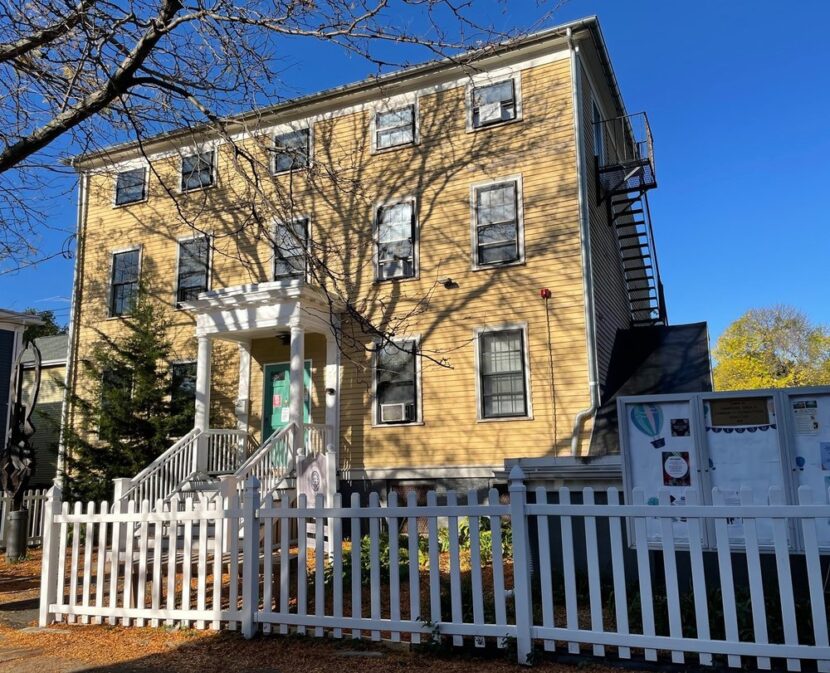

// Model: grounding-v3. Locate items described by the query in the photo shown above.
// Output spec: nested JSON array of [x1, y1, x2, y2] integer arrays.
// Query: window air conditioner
[[380, 403, 410, 423]]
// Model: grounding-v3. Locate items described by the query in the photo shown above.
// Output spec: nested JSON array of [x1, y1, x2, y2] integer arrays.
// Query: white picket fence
[[39, 467, 830, 668], [0, 489, 48, 547]]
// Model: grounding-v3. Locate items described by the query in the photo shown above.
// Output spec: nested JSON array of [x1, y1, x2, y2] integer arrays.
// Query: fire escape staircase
[[595, 112, 667, 328]]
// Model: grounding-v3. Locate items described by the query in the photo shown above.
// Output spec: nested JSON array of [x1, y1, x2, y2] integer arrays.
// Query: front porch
[[117, 280, 341, 506]]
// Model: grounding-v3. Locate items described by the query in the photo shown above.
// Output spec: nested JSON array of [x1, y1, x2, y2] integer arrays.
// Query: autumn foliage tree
[[713, 306, 830, 390]]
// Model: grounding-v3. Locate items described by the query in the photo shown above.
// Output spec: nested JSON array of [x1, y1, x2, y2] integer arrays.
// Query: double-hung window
[[376, 201, 416, 280], [274, 218, 308, 280], [115, 167, 146, 205], [473, 180, 521, 266], [375, 105, 415, 150], [170, 361, 197, 436], [471, 80, 517, 128], [181, 151, 214, 191], [375, 339, 419, 424], [176, 237, 210, 303], [478, 328, 528, 419], [273, 129, 310, 173], [109, 249, 140, 317]]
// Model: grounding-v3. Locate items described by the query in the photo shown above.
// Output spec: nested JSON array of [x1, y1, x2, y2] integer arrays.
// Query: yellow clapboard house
[[64, 17, 690, 504]]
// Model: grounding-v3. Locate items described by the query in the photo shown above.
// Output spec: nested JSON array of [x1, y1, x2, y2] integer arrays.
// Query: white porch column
[[194, 335, 212, 472], [324, 332, 340, 488], [289, 323, 305, 456], [236, 341, 252, 462]]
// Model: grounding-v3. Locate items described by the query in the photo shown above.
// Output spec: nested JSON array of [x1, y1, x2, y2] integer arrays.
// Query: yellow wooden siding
[[70, 55, 594, 470]]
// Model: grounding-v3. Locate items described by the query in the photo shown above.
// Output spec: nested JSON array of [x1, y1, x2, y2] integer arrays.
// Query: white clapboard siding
[[37, 471, 830, 669]]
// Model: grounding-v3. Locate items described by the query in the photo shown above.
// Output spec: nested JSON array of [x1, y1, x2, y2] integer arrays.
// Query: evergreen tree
[[63, 293, 191, 502]]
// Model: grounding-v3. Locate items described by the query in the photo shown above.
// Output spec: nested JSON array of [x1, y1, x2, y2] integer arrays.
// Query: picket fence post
[[241, 476, 260, 638], [38, 479, 63, 627], [508, 465, 533, 665]]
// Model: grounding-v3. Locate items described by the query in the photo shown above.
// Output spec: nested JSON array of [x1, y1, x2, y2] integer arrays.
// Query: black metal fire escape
[[594, 112, 666, 327]]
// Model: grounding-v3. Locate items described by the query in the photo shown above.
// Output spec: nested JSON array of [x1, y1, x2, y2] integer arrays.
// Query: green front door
[[263, 361, 312, 438]]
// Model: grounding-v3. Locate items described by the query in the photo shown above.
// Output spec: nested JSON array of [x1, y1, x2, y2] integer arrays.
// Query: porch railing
[[304, 423, 330, 456], [204, 429, 254, 473], [234, 423, 296, 496], [119, 428, 201, 505]]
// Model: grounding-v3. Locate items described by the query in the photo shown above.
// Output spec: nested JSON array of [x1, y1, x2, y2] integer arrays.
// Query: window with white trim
[[375, 105, 415, 150], [478, 328, 528, 419], [471, 80, 517, 128], [473, 180, 520, 266], [592, 100, 605, 163], [176, 236, 210, 303], [375, 339, 418, 424], [274, 218, 308, 280], [181, 151, 214, 191], [109, 249, 140, 317], [115, 168, 146, 205], [376, 201, 416, 280], [273, 129, 310, 173]]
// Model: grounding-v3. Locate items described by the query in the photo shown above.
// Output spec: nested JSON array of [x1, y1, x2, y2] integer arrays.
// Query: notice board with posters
[[619, 387, 830, 551]]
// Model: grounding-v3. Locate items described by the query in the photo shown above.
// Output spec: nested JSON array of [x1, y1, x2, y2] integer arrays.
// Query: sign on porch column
[[298, 452, 328, 505]]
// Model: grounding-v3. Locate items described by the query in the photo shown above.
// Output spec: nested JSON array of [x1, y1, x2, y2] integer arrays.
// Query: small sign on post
[[298, 452, 328, 505]]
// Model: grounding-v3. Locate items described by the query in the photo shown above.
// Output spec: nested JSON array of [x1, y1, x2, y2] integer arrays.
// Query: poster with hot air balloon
[[630, 403, 665, 448]]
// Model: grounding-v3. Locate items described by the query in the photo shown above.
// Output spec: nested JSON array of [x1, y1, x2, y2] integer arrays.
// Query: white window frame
[[466, 73, 523, 132], [591, 97, 605, 164], [372, 335, 423, 427], [473, 323, 532, 422], [173, 233, 212, 306], [374, 196, 419, 282], [179, 148, 216, 193], [112, 164, 149, 207], [371, 98, 419, 153], [272, 124, 313, 175], [272, 216, 311, 281], [469, 174, 525, 270], [107, 246, 142, 318]]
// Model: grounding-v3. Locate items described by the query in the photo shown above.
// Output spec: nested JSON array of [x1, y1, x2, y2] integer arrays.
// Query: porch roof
[[180, 279, 340, 341]]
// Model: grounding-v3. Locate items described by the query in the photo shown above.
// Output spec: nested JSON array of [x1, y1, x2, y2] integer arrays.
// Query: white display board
[[787, 392, 830, 548], [622, 398, 704, 545], [619, 387, 830, 552], [701, 394, 783, 546]]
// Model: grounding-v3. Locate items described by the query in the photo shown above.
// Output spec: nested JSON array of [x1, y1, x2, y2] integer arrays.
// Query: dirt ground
[[0, 550, 648, 672]]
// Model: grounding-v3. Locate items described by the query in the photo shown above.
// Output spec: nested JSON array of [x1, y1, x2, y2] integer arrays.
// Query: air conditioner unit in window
[[381, 259, 408, 279], [380, 403, 411, 423]]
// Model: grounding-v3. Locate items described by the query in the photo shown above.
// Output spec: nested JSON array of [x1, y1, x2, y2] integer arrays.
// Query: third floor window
[[176, 237, 210, 303], [273, 129, 310, 173], [375, 105, 415, 150], [181, 151, 215, 192]]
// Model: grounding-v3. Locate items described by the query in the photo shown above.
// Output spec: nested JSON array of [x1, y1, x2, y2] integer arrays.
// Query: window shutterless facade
[[109, 249, 140, 317], [376, 201, 416, 280], [471, 80, 517, 128], [375, 105, 415, 150], [274, 218, 308, 280], [114, 167, 147, 205], [375, 339, 419, 424], [273, 129, 310, 173], [181, 151, 214, 191], [176, 236, 210, 303], [478, 328, 528, 419], [473, 180, 521, 266]]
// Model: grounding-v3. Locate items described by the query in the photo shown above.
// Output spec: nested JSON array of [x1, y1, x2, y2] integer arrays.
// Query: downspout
[[57, 168, 88, 485], [567, 29, 601, 456]]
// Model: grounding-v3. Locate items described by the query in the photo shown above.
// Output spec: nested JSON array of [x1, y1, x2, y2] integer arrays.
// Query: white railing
[[119, 428, 201, 505], [304, 423, 329, 456], [0, 489, 48, 547], [204, 429, 253, 473], [39, 469, 830, 668], [234, 424, 296, 496]]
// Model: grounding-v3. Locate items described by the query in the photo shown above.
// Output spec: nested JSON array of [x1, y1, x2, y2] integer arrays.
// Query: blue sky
[[1, 0, 828, 344]]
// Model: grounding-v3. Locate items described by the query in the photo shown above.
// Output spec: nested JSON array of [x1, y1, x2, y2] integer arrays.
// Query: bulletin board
[[620, 397, 705, 546], [619, 387, 830, 552]]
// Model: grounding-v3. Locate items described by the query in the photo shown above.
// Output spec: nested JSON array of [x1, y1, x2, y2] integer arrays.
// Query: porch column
[[324, 332, 340, 508], [194, 335, 212, 472], [236, 341, 252, 462], [289, 323, 305, 456]]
